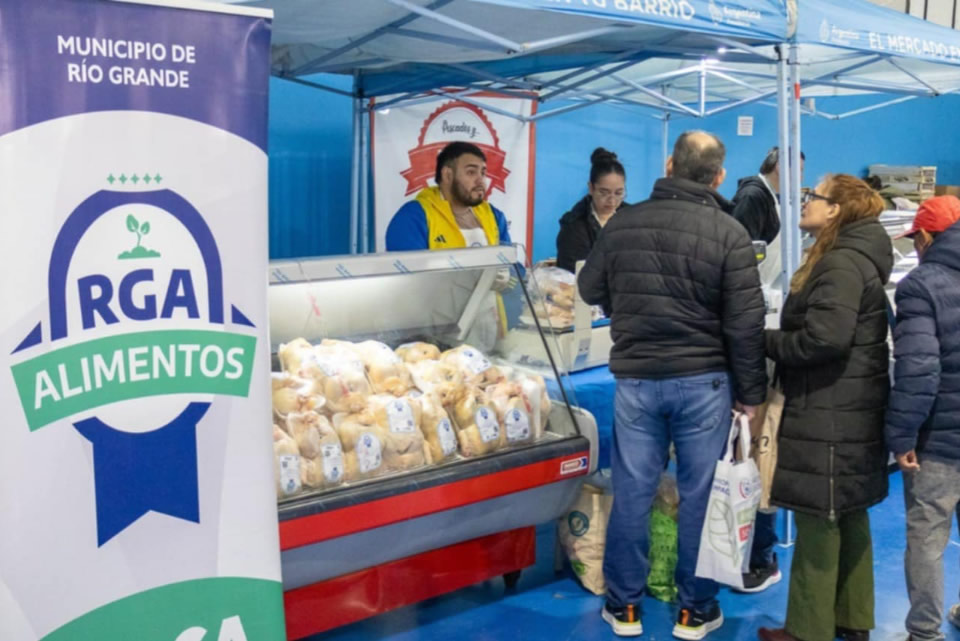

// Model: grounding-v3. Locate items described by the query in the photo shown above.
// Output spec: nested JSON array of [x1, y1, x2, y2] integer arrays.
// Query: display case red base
[[283, 526, 536, 640]]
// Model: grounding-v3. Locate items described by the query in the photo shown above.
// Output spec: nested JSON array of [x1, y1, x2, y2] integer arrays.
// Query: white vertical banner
[[0, 1, 285, 640], [372, 93, 536, 253]]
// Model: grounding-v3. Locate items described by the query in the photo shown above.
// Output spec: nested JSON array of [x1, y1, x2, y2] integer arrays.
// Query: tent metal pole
[[699, 62, 707, 117], [803, 78, 932, 96], [835, 95, 918, 119], [705, 35, 779, 61], [886, 57, 941, 94], [350, 89, 361, 255], [360, 99, 371, 254], [789, 43, 803, 282], [581, 90, 691, 116], [277, 75, 355, 98], [528, 97, 607, 122], [386, 26, 508, 54], [662, 114, 670, 174], [292, 0, 454, 75], [385, 0, 522, 53], [612, 73, 701, 117], [433, 91, 528, 121], [443, 63, 539, 90], [776, 49, 793, 307], [524, 25, 630, 54], [705, 89, 778, 117], [540, 58, 643, 102]]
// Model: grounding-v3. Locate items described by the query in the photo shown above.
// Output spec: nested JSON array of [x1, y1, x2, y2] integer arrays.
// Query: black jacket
[[577, 177, 767, 405], [731, 176, 779, 243], [766, 218, 893, 520], [556, 195, 628, 273], [886, 220, 960, 462]]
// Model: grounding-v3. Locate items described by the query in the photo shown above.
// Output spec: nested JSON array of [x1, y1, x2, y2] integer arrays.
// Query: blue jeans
[[751, 511, 779, 568], [603, 372, 733, 613]]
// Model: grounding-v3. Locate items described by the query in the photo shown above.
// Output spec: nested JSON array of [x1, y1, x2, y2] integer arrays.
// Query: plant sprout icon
[[118, 213, 161, 259]]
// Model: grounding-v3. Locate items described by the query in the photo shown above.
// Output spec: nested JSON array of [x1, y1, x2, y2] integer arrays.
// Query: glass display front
[[268, 247, 582, 503]]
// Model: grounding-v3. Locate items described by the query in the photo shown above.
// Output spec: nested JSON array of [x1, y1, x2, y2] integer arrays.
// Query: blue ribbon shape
[[74, 402, 210, 547]]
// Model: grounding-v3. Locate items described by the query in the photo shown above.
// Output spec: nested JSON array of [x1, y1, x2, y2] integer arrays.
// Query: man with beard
[[386, 141, 512, 250]]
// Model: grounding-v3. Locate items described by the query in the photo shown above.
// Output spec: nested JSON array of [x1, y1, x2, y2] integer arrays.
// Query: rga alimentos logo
[[9, 187, 258, 546]]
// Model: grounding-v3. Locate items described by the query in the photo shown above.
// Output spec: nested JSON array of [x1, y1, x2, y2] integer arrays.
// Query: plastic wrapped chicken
[[450, 386, 505, 457], [395, 341, 442, 364], [515, 373, 551, 440], [274, 425, 302, 499], [441, 344, 505, 387], [332, 410, 389, 482], [281, 411, 346, 491], [353, 340, 413, 396], [302, 343, 372, 414], [407, 359, 465, 406], [411, 391, 459, 463], [368, 394, 428, 470], [272, 372, 325, 418], [483, 382, 534, 447]]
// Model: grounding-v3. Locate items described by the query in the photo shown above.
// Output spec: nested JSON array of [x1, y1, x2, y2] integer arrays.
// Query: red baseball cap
[[897, 195, 960, 239]]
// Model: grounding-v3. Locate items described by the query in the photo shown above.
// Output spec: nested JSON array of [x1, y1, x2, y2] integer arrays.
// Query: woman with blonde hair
[[758, 175, 893, 641]]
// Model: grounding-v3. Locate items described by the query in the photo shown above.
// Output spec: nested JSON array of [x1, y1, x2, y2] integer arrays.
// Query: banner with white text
[[0, 1, 284, 639]]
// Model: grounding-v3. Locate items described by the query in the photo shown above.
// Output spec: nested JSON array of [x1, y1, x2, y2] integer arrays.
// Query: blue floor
[[311, 471, 960, 641]]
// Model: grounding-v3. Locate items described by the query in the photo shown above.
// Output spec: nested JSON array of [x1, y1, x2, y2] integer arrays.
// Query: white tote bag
[[694, 412, 762, 589]]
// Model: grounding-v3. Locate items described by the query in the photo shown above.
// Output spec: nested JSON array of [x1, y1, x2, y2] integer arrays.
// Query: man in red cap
[[885, 194, 960, 641]]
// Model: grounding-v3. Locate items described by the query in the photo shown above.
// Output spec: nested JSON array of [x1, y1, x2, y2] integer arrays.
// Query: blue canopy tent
[[237, 0, 791, 254], [235, 0, 960, 279]]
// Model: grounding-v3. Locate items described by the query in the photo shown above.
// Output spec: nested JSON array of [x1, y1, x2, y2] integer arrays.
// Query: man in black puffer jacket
[[579, 131, 766, 640], [884, 197, 960, 641]]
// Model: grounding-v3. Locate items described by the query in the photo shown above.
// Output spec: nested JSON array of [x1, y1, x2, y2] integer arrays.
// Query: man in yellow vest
[[385, 141, 512, 250]]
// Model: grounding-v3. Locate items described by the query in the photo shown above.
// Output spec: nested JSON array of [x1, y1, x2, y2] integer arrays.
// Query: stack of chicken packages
[[271, 369, 346, 499]]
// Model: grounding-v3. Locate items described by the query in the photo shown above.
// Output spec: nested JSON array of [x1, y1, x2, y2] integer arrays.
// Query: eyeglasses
[[801, 191, 833, 206], [594, 189, 626, 201]]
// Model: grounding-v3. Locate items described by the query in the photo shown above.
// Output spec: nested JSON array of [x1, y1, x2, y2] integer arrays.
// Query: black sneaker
[[602, 602, 643, 637], [673, 604, 724, 640], [835, 626, 869, 641], [734, 556, 782, 593]]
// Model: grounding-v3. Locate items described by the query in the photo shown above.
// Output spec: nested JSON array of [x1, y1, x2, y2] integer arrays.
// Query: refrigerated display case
[[268, 245, 598, 639]]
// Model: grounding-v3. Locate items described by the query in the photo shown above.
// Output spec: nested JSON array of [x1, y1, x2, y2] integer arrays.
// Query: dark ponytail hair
[[590, 147, 625, 185]]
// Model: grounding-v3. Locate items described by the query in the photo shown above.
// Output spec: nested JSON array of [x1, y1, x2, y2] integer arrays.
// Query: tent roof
[[231, 0, 960, 117]]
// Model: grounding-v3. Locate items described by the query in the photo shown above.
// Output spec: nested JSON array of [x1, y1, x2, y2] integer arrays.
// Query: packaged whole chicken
[[411, 391, 459, 463], [353, 340, 413, 396], [281, 411, 346, 490], [395, 341, 442, 364], [515, 373, 551, 440], [450, 386, 505, 457], [277, 337, 315, 374], [441, 344, 505, 387], [274, 425, 302, 499], [333, 410, 389, 482], [483, 382, 534, 447], [299, 342, 372, 414], [407, 359, 465, 406], [368, 394, 428, 469], [272, 372, 325, 418]]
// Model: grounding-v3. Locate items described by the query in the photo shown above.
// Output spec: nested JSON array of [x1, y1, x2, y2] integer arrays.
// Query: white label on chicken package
[[279, 455, 301, 496], [387, 399, 415, 433], [438, 418, 457, 456], [505, 408, 531, 442], [322, 444, 344, 483], [461, 348, 492, 375], [315, 356, 341, 377], [475, 407, 500, 443], [357, 432, 383, 473]]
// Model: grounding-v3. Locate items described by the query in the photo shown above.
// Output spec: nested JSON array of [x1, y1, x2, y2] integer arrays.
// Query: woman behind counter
[[555, 148, 627, 273]]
